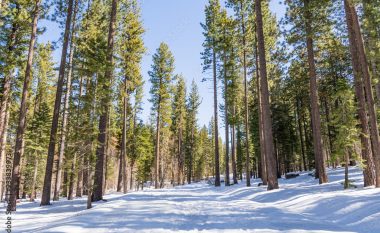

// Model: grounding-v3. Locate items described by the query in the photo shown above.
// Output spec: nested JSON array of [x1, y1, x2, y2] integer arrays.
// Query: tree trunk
[[255, 0, 278, 190], [155, 107, 161, 189], [303, 0, 328, 184], [344, 150, 350, 189], [41, 0, 74, 206], [30, 155, 39, 201], [350, 1, 380, 188], [93, 0, 118, 201], [344, 0, 376, 187], [231, 123, 238, 184], [121, 90, 128, 194], [224, 54, 230, 187], [9, 0, 41, 211], [117, 139, 123, 192], [213, 47, 221, 187], [255, 21, 266, 185]]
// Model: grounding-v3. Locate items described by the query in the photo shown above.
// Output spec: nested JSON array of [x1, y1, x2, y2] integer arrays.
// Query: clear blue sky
[[40, 0, 285, 136]]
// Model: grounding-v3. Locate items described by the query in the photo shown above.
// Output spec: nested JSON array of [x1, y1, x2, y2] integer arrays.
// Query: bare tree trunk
[[155, 107, 161, 189], [344, 0, 376, 187], [303, 0, 328, 184], [224, 54, 230, 186], [231, 123, 238, 184], [213, 46, 221, 187], [255, 0, 278, 190], [344, 150, 350, 189], [41, 0, 74, 206], [93, 0, 118, 201], [9, 0, 41, 211], [117, 140, 123, 192], [87, 164, 93, 209], [121, 90, 128, 194]]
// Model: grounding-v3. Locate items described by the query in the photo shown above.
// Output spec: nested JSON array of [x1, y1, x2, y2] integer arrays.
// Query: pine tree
[[185, 80, 201, 184], [255, 0, 278, 190], [10, 0, 42, 211], [202, 0, 222, 187], [343, 0, 380, 187], [117, 0, 145, 193], [171, 75, 187, 185], [149, 43, 175, 189], [41, 0, 75, 206]]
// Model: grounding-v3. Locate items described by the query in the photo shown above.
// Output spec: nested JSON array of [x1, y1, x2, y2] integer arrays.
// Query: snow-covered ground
[[6, 167, 380, 233]]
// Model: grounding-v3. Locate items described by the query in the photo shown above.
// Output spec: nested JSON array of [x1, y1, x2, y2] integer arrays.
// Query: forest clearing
[[1, 0, 380, 232]]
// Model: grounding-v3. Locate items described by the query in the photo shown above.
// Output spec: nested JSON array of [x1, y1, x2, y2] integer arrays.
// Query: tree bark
[[213, 46, 221, 187], [155, 104, 161, 189], [121, 88, 129, 193], [231, 123, 238, 184], [9, 0, 41, 211], [344, 0, 376, 187], [41, 0, 74, 206], [303, 0, 328, 184], [93, 0, 118, 201], [255, 0, 278, 190]]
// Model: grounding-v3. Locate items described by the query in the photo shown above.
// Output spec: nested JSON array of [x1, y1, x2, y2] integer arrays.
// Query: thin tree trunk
[[213, 46, 221, 187], [303, 0, 328, 184], [344, 0, 376, 187], [121, 89, 128, 194], [10, 0, 41, 211], [41, 0, 74, 206], [344, 150, 350, 189], [224, 54, 230, 187], [231, 123, 238, 184], [255, 0, 278, 190], [117, 139, 123, 192], [155, 107, 161, 189], [93, 0, 118, 201]]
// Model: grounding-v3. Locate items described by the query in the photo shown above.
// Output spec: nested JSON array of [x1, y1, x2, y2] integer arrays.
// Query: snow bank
[[7, 167, 380, 233]]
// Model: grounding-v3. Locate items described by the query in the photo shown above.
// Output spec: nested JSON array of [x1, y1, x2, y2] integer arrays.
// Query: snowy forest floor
[[8, 166, 380, 233]]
